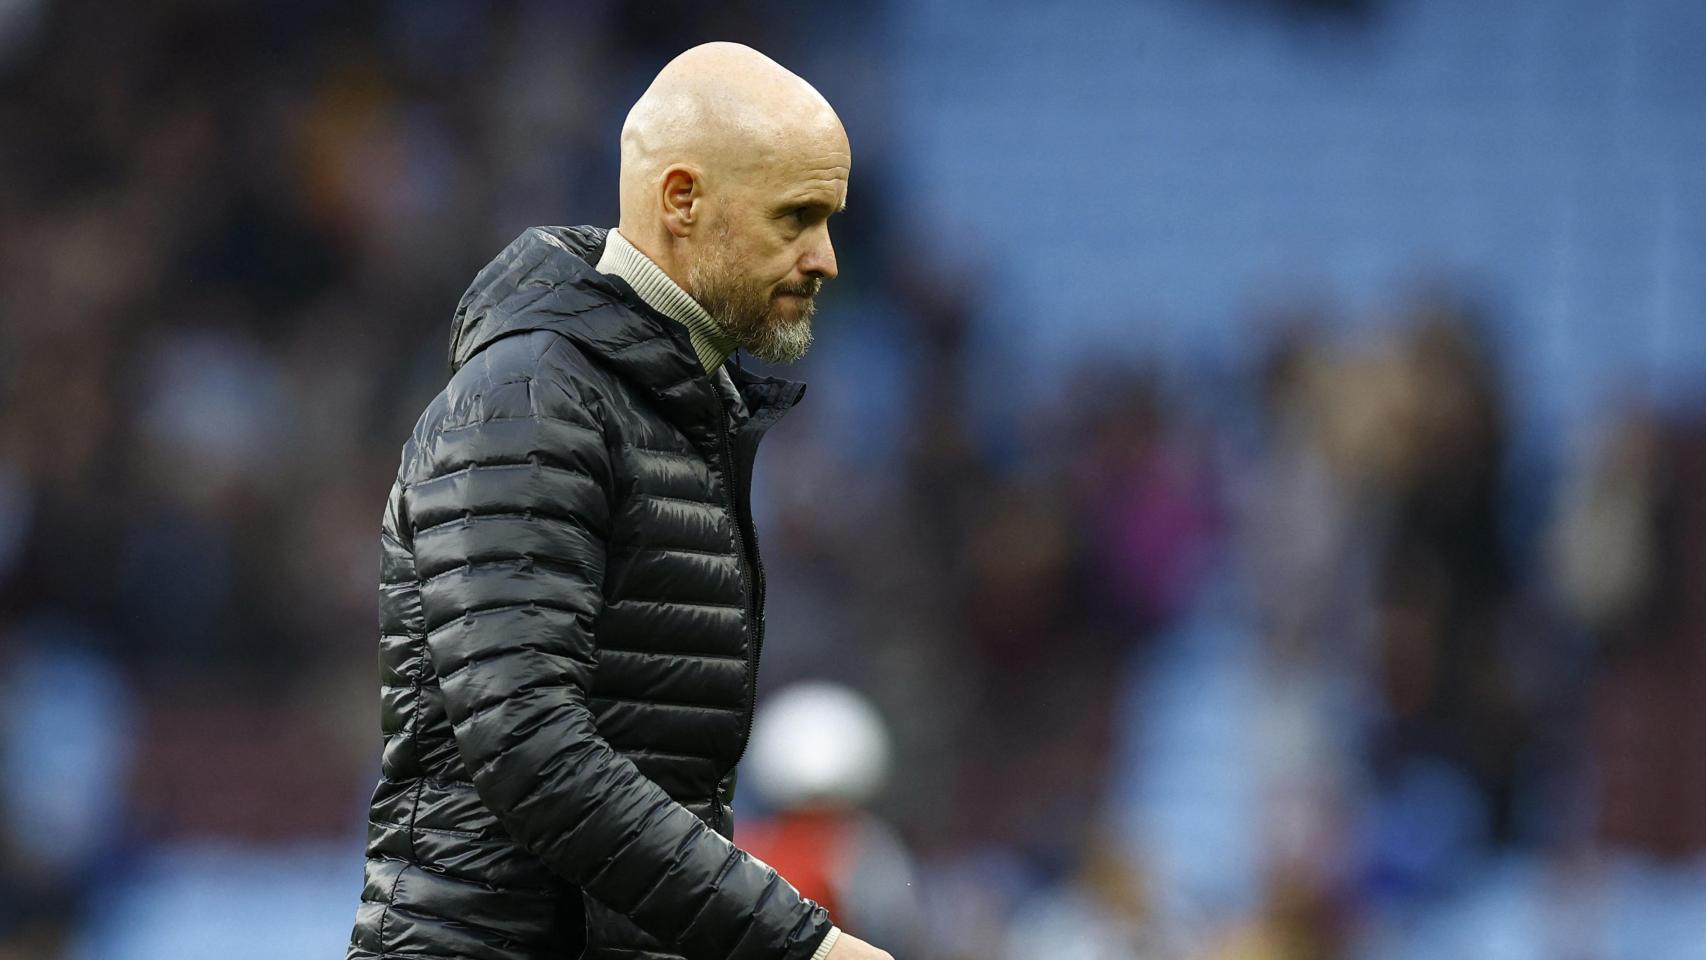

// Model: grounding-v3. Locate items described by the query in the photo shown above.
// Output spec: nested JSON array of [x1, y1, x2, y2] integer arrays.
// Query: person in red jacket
[[740, 683, 921, 954]]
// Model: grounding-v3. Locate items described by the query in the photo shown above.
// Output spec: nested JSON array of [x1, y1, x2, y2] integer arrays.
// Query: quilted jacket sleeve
[[404, 368, 832, 960]]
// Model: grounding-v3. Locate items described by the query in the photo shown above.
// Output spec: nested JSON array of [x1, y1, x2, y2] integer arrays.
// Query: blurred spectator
[[741, 683, 923, 954], [1558, 415, 1706, 857]]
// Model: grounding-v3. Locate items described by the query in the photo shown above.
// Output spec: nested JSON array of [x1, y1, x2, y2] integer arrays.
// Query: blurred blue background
[[1, 0, 1704, 957]]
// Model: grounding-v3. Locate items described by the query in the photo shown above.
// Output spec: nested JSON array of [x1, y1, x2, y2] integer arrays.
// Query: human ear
[[659, 165, 701, 238]]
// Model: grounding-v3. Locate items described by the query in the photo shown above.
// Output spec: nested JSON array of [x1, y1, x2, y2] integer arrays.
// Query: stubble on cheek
[[688, 240, 820, 364]]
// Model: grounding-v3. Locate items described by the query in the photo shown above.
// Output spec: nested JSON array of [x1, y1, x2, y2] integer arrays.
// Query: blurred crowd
[[2, 1, 1705, 958]]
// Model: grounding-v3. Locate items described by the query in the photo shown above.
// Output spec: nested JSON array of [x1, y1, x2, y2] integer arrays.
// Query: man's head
[[616, 42, 850, 364]]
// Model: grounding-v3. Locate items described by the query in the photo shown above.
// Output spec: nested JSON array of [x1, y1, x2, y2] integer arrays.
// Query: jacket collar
[[449, 225, 806, 453]]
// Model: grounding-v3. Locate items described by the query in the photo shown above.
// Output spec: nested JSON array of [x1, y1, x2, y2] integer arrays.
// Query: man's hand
[[826, 933, 894, 960]]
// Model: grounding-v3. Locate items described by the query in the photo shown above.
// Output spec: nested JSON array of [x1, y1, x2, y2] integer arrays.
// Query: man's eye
[[791, 207, 811, 226]]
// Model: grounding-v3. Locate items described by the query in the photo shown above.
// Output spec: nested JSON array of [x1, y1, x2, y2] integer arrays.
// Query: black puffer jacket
[[347, 225, 832, 960]]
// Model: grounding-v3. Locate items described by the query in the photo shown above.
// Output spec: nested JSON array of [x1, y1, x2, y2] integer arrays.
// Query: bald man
[[347, 43, 892, 960]]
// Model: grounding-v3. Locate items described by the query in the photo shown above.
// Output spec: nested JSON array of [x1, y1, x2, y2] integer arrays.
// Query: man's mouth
[[775, 281, 820, 300]]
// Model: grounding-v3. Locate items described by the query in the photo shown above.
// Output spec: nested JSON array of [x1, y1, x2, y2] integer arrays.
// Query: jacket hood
[[447, 225, 806, 452], [450, 224, 624, 374]]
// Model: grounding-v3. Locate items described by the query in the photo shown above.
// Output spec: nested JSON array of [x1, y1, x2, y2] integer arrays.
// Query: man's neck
[[596, 228, 736, 374]]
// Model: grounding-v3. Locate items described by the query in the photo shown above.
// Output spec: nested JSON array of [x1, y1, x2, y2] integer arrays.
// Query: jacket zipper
[[712, 402, 763, 827]]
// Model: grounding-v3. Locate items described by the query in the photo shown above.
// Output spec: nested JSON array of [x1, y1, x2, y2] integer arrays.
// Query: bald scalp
[[609, 43, 849, 366], [617, 42, 845, 234]]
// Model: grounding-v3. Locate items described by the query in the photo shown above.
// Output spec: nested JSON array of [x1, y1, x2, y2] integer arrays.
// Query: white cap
[[748, 682, 892, 809]]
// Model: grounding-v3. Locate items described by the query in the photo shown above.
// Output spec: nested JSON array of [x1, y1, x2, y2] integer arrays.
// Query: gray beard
[[688, 245, 817, 365]]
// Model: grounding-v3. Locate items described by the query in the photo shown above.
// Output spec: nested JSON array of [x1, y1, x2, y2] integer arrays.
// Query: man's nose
[[800, 232, 838, 281]]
